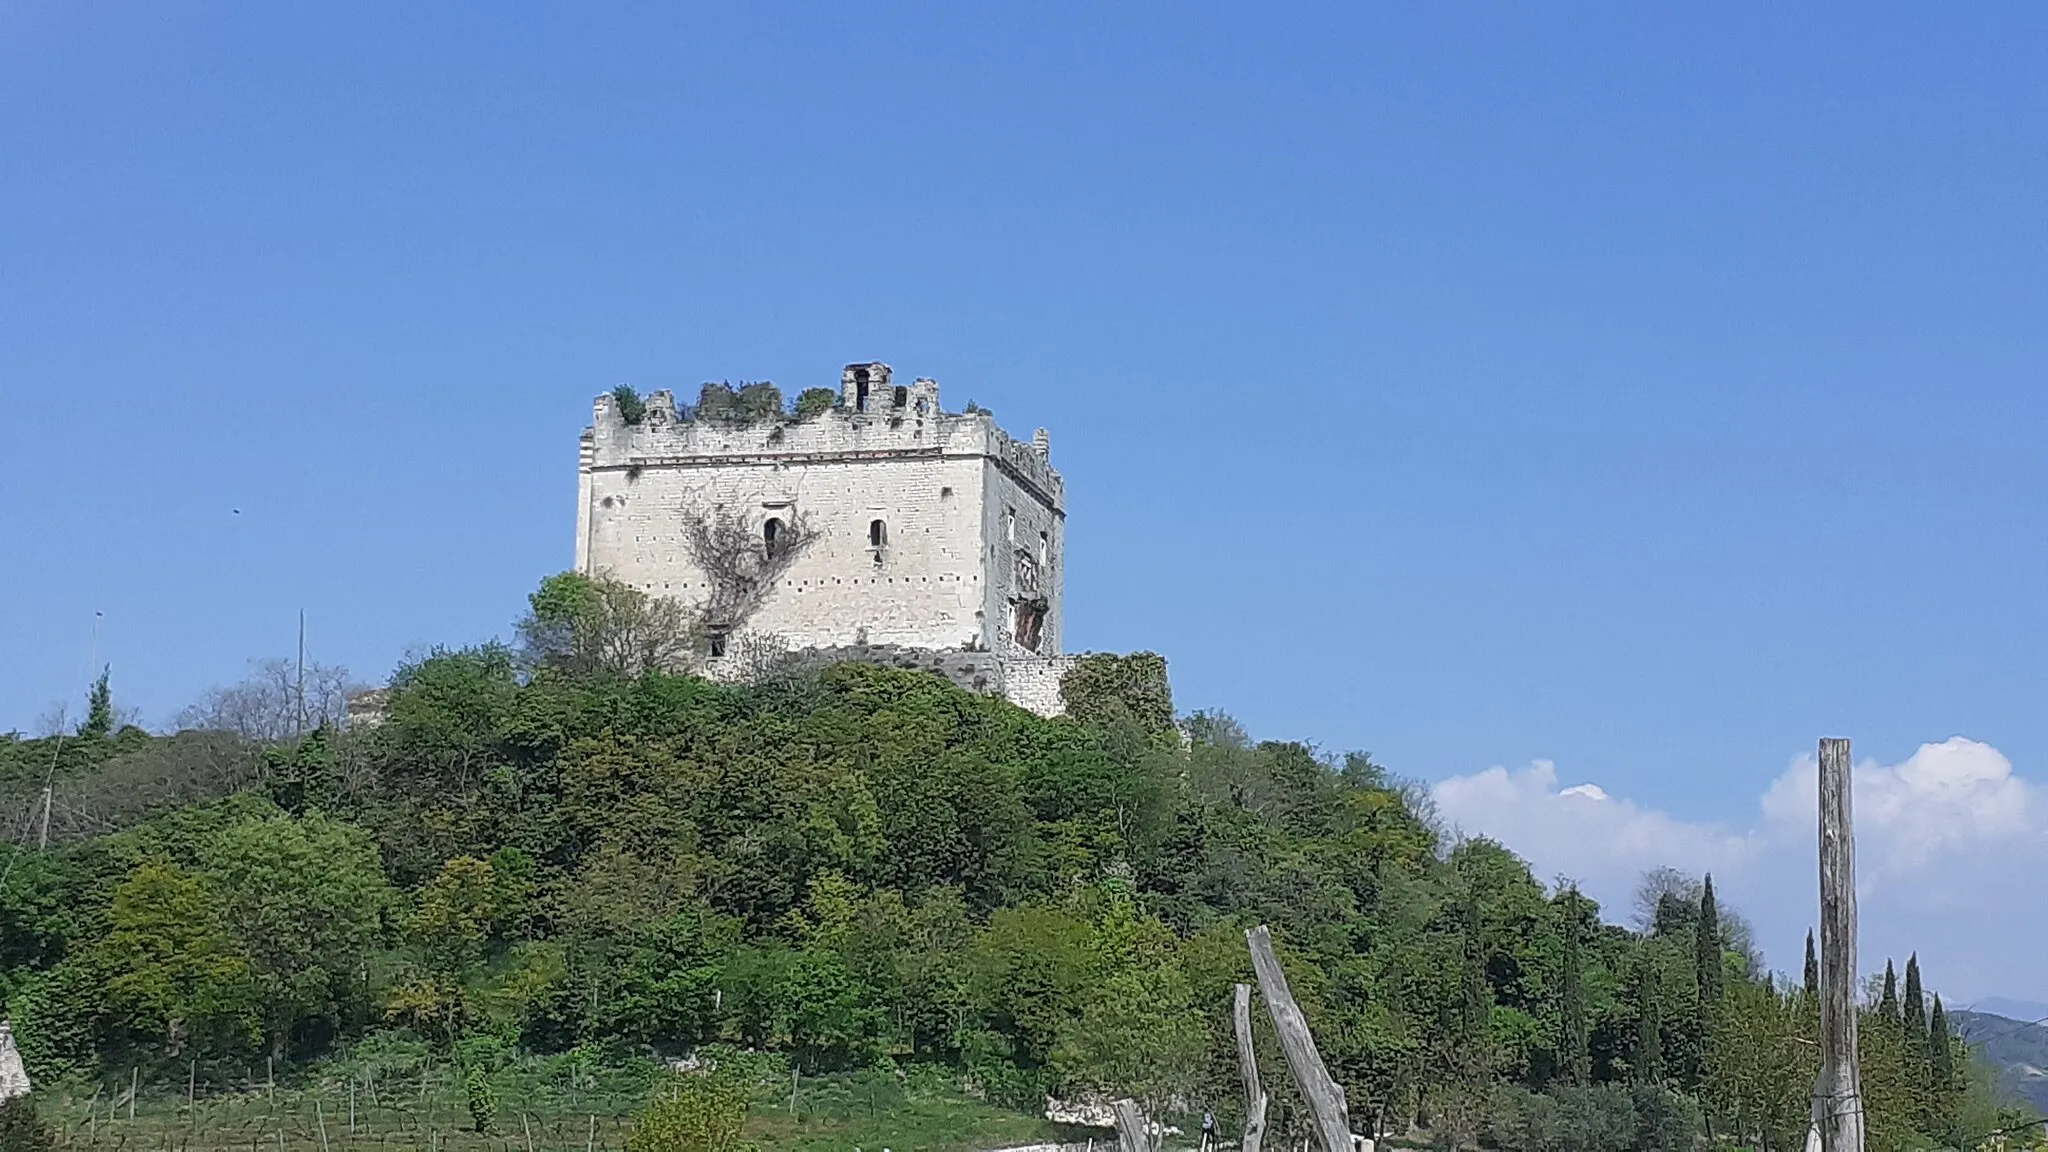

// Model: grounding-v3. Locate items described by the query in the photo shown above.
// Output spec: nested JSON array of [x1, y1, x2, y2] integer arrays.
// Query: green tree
[[1901, 954, 1928, 1099], [518, 571, 696, 677], [80, 667, 114, 739], [393, 854, 527, 1042], [91, 859, 258, 1057], [1558, 889, 1590, 1087], [1705, 978, 1816, 1152], [205, 811, 393, 1061], [1877, 959, 1900, 1028], [1802, 930, 1819, 1001], [1928, 995, 1958, 1141], [1632, 956, 1663, 1086], [1695, 875, 1723, 1013]]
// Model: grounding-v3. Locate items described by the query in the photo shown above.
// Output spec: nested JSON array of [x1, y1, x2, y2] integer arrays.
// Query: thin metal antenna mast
[[296, 609, 307, 738]]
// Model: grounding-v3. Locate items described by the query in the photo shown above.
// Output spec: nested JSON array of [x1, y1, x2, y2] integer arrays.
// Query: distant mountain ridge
[[1969, 999, 2048, 1025], [1953, 1010, 2048, 1117]]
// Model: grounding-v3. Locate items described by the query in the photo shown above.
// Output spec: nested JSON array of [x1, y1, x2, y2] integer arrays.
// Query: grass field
[[31, 1055, 1085, 1152]]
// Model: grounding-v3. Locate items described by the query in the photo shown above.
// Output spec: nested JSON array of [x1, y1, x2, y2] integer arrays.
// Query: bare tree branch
[[681, 506, 816, 634]]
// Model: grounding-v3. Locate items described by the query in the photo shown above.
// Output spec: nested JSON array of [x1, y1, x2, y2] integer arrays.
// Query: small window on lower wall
[[708, 631, 728, 659], [869, 519, 888, 547]]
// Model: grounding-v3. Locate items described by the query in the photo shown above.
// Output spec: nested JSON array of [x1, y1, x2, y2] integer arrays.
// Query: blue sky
[[3, 5, 2044, 995]]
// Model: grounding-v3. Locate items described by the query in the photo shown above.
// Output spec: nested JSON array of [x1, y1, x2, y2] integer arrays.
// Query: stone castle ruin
[[577, 362, 1074, 714]]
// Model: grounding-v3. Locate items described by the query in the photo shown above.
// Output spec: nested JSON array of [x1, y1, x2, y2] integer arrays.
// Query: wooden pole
[[1234, 983, 1270, 1152], [1816, 737, 1865, 1152], [1247, 926, 1354, 1152], [1112, 1098, 1155, 1152]]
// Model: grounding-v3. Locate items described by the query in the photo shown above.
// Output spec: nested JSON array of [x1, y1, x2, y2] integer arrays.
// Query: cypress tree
[[1459, 889, 1491, 1080], [1878, 959, 1900, 1028], [1929, 993, 1959, 1143], [1695, 874, 1723, 1011], [1902, 954, 1927, 1060], [1633, 955, 1663, 1085], [1803, 929, 1819, 1001], [1560, 889, 1590, 1086], [1928, 995, 1954, 1092]]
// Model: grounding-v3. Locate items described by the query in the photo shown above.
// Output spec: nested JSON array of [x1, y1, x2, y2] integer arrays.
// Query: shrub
[[697, 382, 785, 424], [792, 388, 837, 421], [626, 1073, 754, 1152], [612, 385, 648, 425], [1487, 1084, 1640, 1152], [0, 1098, 54, 1152], [464, 1066, 498, 1134]]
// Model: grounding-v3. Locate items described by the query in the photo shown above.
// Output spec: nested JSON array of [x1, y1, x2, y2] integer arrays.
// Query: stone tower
[[576, 363, 1069, 711]]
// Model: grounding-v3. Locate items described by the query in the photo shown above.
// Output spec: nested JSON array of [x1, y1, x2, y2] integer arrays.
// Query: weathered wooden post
[[1234, 983, 1269, 1152], [1247, 925, 1355, 1152], [1112, 1098, 1157, 1152], [1815, 737, 1865, 1152]]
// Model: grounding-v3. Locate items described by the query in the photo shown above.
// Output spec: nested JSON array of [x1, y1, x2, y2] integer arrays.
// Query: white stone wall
[[999, 654, 1076, 718], [578, 366, 1066, 662]]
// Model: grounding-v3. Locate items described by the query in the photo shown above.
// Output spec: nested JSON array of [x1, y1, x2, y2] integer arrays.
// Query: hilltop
[[0, 573, 2026, 1150]]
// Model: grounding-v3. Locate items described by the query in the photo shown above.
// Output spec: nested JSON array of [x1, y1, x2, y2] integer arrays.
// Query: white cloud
[[1432, 738, 2048, 1006]]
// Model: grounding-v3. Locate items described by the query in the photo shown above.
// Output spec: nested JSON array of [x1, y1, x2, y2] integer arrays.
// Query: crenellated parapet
[[584, 363, 1064, 512]]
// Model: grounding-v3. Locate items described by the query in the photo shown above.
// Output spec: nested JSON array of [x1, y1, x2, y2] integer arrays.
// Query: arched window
[[869, 519, 888, 548], [763, 517, 783, 557]]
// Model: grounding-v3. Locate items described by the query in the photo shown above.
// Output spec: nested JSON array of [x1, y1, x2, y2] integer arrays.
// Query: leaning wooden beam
[[1816, 737, 1865, 1152], [1113, 1098, 1154, 1152], [1235, 983, 1270, 1152], [1247, 925, 1355, 1152]]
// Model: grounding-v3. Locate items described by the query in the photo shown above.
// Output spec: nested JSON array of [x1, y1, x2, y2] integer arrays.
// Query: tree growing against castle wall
[[520, 571, 698, 677], [682, 506, 816, 640]]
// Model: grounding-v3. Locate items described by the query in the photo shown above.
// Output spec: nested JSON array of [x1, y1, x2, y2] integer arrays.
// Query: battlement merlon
[[580, 365, 1063, 513]]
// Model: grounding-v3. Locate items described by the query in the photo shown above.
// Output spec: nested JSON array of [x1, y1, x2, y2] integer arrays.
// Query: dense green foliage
[[790, 389, 837, 422], [612, 386, 648, 425], [695, 383, 786, 424], [0, 591, 2025, 1150]]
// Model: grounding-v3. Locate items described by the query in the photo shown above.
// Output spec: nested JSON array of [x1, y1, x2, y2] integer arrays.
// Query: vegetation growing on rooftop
[[696, 382, 786, 425], [612, 385, 648, 425], [791, 387, 837, 422]]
